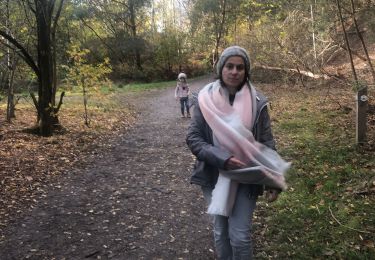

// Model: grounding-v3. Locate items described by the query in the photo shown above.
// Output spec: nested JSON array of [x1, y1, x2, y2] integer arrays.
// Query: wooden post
[[356, 86, 368, 144]]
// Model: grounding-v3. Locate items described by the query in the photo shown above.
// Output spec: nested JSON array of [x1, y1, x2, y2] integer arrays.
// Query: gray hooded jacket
[[186, 84, 276, 195]]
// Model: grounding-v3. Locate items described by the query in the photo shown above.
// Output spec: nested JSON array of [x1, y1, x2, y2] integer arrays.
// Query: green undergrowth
[[258, 89, 375, 259], [58, 79, 176, 96], [0, 80, 176, 128], [55, 80, 177, 110], [116, 80, 176, 92]]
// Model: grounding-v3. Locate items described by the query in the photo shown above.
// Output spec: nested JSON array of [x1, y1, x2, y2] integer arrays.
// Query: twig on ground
[[328, 206, 371, 234]]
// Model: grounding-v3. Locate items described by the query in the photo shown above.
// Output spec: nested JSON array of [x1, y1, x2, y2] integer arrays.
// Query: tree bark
[[5, 0, 15, 122], [129, 0, 142, 71], [36, 0, 54, 136], [51, 0, 64, 107], [213, 0, 227, 69]]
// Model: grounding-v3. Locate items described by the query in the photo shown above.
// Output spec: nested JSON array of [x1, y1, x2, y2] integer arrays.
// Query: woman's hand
[[265, 189, 280, 203], [224, 157, 246, 170]]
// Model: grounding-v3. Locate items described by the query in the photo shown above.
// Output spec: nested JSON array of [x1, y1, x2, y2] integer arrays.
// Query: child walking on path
[[175, 73, 190, 118]]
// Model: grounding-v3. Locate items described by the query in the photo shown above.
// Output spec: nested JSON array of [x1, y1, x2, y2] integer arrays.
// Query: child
[[175, 73, 190, 118]]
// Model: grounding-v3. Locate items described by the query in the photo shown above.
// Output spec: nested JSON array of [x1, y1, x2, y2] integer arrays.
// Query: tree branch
[[54, 91, 65, 113], [79, 18, 119, 59], [52, 0, 65, 34], [0, 30, 40, 77]]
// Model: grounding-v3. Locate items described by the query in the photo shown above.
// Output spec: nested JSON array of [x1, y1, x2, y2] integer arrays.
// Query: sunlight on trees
[[0, 0, 374, 132], [63, 43, 112, 126]]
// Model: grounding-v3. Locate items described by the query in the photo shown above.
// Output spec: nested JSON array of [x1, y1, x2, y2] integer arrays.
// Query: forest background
[[0, 0, 375, 259], [0, 0, 374, 133]]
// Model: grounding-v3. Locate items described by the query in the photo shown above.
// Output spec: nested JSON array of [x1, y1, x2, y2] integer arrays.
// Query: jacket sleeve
[[186, 103, 232, 170], [257, 106, 276, 150], [175, 84, 179, 98]]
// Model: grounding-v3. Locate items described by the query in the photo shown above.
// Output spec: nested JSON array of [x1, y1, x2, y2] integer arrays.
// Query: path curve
[[0, 77, 216, 259]]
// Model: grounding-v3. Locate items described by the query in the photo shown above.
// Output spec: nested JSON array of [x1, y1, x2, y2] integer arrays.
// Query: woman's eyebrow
[[226, 62, 244, 66]]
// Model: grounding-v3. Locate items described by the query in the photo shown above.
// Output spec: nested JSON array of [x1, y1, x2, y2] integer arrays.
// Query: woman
[[186, 46, 288, 259]]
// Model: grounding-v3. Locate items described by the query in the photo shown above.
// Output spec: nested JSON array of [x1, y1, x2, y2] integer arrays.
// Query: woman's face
[[221, 56, 246, 92]]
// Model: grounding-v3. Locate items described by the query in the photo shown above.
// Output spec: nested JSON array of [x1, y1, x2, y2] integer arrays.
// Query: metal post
[[356, 86, 368, 144]]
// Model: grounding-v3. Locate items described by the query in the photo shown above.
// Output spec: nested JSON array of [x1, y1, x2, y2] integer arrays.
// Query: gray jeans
[[202, 184, 257, 260], [179, 96, 190, 115]]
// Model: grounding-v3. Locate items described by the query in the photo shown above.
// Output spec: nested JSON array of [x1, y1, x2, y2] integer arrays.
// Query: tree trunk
[[310, 4, 317, 62], [51, 0, 64, 107], [213, 0, 227, 70], [336, 0, 358, 82], [5, 0, 15, 122], [350, 0, 375, 83], [82, 78, 90, 126], [36, 0, 54, 136], [129, 0, 142, 71], [6, 63, 16, 121]]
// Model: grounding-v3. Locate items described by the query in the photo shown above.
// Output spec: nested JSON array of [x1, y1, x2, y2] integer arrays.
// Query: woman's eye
[[226, 64, 234, 70], [225, 64, 244, 71]]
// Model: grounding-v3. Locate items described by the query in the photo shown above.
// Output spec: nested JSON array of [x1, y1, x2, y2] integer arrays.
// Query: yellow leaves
[[65, 43, 112, 91], [20, 26, 28, 33], [308, 204, 322, 214]]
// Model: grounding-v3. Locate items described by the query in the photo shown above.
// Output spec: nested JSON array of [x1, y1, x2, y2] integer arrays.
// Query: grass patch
[[0, 79, 176, 128], [115, 80, 176, 92], [255, 86, 375, 259], [57, 80, 176, 96]]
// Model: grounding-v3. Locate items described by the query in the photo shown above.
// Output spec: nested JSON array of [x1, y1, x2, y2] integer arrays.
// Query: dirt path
[[0, 77, 216, 259]]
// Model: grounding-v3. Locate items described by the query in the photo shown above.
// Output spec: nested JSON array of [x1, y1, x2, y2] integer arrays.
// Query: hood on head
[[216, 46, 251, 81], [178, 73, 187, 81]]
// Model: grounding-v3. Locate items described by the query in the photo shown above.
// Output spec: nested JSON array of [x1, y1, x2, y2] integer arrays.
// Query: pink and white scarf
[[198, 80, 290, 216]]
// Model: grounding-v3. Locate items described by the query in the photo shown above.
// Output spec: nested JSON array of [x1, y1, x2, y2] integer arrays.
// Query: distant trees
[[0, 0, 374, 135], [188, 0, 247, 67], [77, 0, 151, 79]]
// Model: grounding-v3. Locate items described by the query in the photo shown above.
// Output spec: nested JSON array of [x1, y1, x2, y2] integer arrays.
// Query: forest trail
[[0, 77, 217, 259]]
